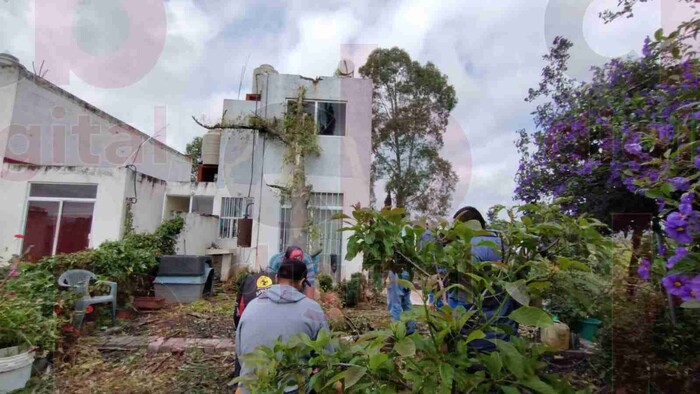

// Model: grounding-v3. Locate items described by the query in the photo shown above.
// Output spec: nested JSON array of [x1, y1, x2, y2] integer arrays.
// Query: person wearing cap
[[235, 258, 330, 394], [268, 246, 318, 299], [426, 206, 518, 352]]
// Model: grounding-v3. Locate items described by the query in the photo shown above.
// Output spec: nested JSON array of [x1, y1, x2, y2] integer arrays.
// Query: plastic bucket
[[576, 318, 602, 341], [0, 347, 35, 393]]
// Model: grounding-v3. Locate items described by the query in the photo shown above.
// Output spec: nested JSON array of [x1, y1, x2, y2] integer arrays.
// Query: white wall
[[175, 212, 219, 256], [0, 59, 19, 165], [2, 61, 191, 182], [126, 170, 168, 234], [217, 73, 372, 279], [0, 164, 128, 263]]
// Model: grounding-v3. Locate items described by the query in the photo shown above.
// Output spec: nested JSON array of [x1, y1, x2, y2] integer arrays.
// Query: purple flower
[[680, 192, 694, 215], [624, 142, 643, 156], [657, 242, 667, 256], [684, 276, 700, 301], [624, 133, 644, 156], [626, 161, 641, 172], [662, 274, 690, 296], [664, 212, 694, 244], [695, 152, 700, 170], [646, 169, 660, 183], [655, 124, 674, 143], [669, 177, 690, 191], [667, 247, 687, 269], [638, 258, 651, 280]]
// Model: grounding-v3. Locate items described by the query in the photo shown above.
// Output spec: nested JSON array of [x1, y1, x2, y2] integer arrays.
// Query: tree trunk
[[395, 189, 406, 209], [289, 93, 310, 248], [626, 226, 643, 296]]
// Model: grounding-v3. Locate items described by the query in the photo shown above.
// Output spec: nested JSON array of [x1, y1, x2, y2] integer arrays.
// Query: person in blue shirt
[[386, 269, 416, 335], [268, 246, 317, 299], [426, 206, 518, 351]]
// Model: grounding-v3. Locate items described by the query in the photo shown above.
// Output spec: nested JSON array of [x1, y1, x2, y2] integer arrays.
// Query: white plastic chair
[[57, 269, 117, 328]]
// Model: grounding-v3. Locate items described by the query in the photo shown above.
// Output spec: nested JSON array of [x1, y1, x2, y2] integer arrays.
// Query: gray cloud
[[1, 0, 664, 216]]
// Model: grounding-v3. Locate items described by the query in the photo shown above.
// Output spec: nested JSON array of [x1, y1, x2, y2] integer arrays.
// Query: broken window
[[23, 183, 97, 261], [317, 102, 346, 136], [219, 197, 247, 238], [286, 100, 346, 136]]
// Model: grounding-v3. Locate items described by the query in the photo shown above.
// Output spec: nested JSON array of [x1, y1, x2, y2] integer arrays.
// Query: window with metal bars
[[279, 193, 344, 279], [219, 197, 246, 238]]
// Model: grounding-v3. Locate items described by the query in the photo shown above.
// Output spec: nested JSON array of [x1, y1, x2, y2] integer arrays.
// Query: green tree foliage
[[359, 47, 458, 217], [186, 136, 202, 181]]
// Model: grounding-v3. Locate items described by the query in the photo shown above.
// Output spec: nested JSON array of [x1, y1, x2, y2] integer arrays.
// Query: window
[[287, 100, 346, 136], [23, 183, 97, 262], [192, 196, 214, 215], [279, 193, 343, 279], [219, 197, 246, 238]]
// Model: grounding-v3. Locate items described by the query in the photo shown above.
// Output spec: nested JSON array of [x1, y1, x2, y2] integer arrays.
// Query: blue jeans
[[388, 281, 416, 334]]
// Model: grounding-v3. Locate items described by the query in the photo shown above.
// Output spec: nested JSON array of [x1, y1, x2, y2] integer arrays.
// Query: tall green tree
[[185, 136, 202, 181], [359, 47, 458, 217]]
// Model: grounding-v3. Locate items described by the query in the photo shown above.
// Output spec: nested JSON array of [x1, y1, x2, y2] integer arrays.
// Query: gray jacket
[[236, 284, 329, 393]]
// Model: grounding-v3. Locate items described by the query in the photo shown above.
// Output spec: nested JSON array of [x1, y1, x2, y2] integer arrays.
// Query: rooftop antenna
[[237, 53, 251, 100], [31, 60, 47, 78]]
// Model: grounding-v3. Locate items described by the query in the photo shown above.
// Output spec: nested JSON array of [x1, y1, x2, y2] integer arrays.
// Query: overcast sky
[[1, 0, 673, 216]]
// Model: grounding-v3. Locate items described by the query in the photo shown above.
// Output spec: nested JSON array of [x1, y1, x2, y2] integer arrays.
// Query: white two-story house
[[165, 64, 372, 280]]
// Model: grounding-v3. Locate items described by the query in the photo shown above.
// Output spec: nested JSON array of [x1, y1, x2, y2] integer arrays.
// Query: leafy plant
[[234, 202, 612, 392], [318, 273, 334, 293], [345, 276, 360, 308], [0, 217, 185, 353]]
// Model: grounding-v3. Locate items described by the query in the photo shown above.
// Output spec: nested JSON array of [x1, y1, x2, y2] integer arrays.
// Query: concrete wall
[[175, 212, 219, 256], [216, 72, 372, 278], [126, 170, 168, 234], [1, 59, 191, 182], [0, 164, 128, 262], [0, 56, 19, 164]]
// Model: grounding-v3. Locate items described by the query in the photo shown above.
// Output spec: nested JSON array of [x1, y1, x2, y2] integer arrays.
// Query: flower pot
[[133, 296, 165, 311], [575, 318, 602, 341], [116, 309, 136, 320], [0, 346, 35, 393]]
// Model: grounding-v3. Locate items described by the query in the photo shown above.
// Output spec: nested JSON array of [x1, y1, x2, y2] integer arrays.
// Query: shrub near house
[[234, 203, 611, 393], [0, 217, 184, 353]]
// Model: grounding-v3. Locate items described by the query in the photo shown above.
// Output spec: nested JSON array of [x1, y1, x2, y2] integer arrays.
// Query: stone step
[[95, 335, 234, 354]]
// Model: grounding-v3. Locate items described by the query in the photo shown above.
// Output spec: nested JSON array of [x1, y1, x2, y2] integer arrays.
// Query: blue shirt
[[267, 252, 317, 286]]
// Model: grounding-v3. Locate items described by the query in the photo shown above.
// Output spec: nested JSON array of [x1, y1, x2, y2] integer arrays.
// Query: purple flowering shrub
[[517, 22, 700, 307]]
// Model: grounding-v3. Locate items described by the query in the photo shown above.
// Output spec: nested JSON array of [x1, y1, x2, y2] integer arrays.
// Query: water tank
[[252, 64, 277, 95], [201, 130, 221, 165], [0, 53, 20, 66]]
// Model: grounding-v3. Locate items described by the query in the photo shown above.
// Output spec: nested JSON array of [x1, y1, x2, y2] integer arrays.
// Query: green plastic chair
[[58, 269, 117, 328]]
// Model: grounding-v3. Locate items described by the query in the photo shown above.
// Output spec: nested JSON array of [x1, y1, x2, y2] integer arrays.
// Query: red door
[[55, 202, 94, 255]]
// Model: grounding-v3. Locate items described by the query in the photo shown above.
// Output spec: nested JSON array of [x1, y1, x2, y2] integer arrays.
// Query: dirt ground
[[25, 340, 235, 394], [122, 292, 235, 339], [21, 285, 603, 393]]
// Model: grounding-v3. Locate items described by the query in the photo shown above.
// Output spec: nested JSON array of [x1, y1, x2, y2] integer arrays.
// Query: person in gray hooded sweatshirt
[[235, 258, 329, 393]]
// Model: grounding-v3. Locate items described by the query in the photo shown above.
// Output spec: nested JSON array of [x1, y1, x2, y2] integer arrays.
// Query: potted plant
[[0, 294, 50, 392], [116, 298, 138, 320], [133, 296, 165, 311], [546, 270, 608, 342], [0, 260, 59, 393]]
